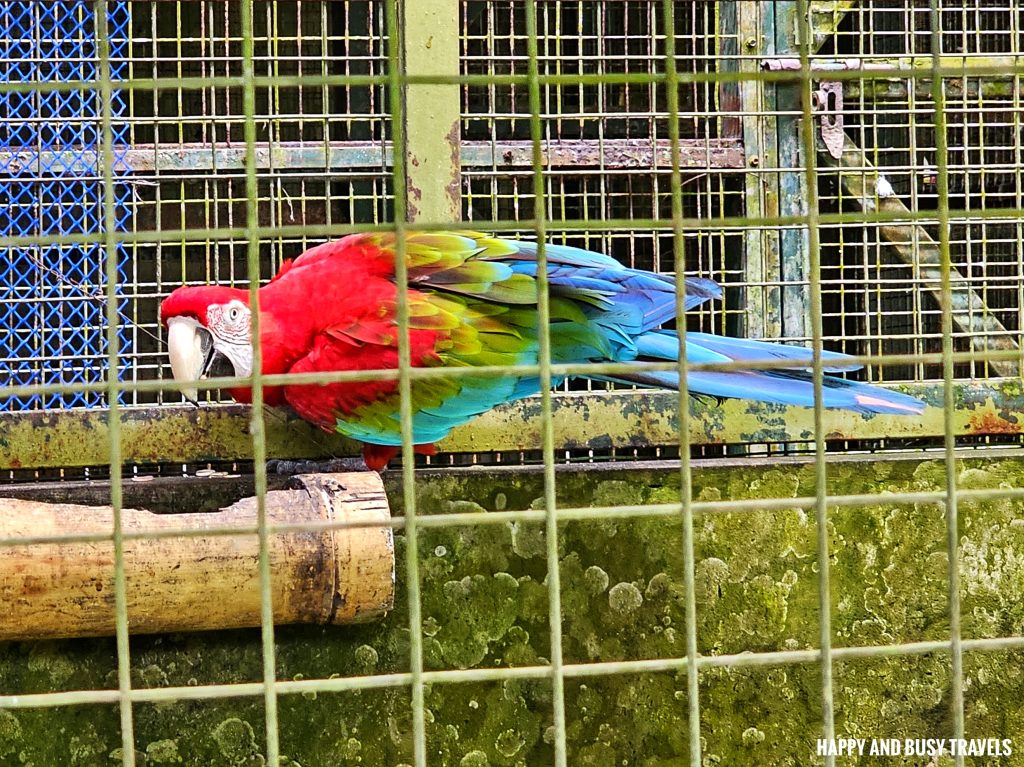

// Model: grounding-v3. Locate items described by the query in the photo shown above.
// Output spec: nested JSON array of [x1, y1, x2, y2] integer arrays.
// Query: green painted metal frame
[[808, 0, 858, 51], [400, 0, 461, 223], [775, 0, 811, 341], [4, 380, 1022, 470]]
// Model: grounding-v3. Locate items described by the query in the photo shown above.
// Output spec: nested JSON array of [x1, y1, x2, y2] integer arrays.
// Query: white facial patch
[[207, 300, 254, 378]]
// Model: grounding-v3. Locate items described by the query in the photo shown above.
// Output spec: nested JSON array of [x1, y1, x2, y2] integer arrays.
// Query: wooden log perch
[[0, 473, 394, 640]]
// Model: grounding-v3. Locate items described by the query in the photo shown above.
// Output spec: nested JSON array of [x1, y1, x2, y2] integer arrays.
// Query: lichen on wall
[[2, 454, 1023, 766]]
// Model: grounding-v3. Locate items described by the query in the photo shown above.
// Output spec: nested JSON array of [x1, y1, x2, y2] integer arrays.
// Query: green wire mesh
[[3, 2, 1024, 766]]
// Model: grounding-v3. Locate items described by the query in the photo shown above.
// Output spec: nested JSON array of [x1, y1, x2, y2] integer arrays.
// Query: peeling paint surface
[[3, 381, 1023, 470], [0, 138, 746, 176]]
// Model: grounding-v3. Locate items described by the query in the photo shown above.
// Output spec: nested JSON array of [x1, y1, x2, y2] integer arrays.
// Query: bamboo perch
[[0, 473, 394, 640]]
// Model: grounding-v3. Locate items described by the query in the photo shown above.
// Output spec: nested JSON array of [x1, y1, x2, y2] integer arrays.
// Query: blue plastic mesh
[[0, 1, 132, 410]]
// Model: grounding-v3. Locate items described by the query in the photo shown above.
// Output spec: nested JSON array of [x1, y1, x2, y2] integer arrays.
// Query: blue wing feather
[[612, 331, 924, 415], [445, 236, 923, 418], [326, 231, 924, 448]]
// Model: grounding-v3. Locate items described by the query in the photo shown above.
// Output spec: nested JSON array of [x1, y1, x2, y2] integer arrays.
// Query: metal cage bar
[[929, 1, 967, 761], [796, 1, 837, 761], [95, 3, 136, 764], [6, 0, 1024, 465], [2, 2, 1024, 765]]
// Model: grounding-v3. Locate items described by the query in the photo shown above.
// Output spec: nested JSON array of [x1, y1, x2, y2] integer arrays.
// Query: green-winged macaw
[[160, 231, 924, 470]]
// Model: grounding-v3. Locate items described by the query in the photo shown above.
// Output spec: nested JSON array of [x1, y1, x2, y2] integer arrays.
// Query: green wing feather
[[327, 232, 622, 446]]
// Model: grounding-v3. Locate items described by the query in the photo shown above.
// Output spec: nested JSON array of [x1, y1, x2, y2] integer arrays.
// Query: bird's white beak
[[167, 316, 212, 403]]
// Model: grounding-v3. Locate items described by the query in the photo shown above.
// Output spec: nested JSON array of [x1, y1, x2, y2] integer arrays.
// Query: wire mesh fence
[[4, 1, 1023, 422], [0, 0, 132, 410], [2, 1, 1024, 765]]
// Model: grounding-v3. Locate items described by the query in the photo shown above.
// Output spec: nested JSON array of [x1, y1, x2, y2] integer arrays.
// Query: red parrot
[[160, 231, 924, 470]]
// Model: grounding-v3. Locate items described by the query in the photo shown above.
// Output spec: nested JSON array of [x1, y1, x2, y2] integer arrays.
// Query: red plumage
[[160, 235, 446, 468]]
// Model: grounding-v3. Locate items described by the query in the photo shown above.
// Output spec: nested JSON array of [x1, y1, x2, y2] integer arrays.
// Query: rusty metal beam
[[1, 381, 1018, 470], [0, 405, 355, 471], [765, 54, 1024, 76], [0, 140, 745, 176], [460, 139, 746, 171], [764, 55, 1024, 100], [8, 447, 1024, 509]]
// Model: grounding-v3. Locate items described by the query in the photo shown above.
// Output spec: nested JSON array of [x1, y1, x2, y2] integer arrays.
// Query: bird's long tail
[[601, 331, 925, 415]]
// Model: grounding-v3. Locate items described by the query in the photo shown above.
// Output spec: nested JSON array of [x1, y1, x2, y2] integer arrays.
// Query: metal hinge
[[762, 58, 846, 159]]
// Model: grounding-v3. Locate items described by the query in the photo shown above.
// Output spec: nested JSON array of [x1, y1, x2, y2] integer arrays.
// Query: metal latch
[[811, 80, 844, 158], [762, 58, 845, 159]]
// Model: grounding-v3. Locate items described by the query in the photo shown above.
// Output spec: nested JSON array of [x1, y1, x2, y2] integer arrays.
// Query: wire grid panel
[[461, 0, 740, 308], [122, 0, 393, 403], [1, 2, 1023, 765], [460, 0, 747, 426], [0, 0, 132, 409], [8, 0, 1024, 409], [1, 0, 1023, 415], [814, 1, 1024, 384]]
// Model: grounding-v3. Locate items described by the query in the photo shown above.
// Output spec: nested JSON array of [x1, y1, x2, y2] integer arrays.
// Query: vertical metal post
[[929, 1, 966, 760], [522, 2, 568, 764], [400, 0, 461, 223], [664, 4, 702, 763], [774, 0, 810, 340], [795, 2, 834, 764], [94, 3, 135, 765], [718, 1, 781, 339], [239, 1, 279, 763], [391, 3, 441, 765]]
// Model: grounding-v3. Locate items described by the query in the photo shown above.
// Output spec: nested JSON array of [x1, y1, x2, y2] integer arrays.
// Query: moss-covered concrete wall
[[2, 453, 1024, 766]]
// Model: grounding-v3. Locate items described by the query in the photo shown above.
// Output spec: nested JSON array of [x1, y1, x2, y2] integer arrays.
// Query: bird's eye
[[227, 307, 240, 322]]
